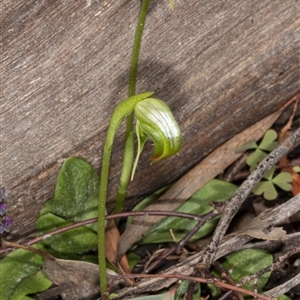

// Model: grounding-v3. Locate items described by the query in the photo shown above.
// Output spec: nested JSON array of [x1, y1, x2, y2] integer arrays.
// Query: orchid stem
[[98, 0, 151, 295], [114, 0, 151, 217], [97, 93, 152, 295]]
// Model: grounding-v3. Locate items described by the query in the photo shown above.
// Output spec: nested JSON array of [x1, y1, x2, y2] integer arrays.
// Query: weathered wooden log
[[2, 0, 299, 239]]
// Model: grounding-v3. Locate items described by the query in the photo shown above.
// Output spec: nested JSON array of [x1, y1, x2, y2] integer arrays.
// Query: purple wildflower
[[0, 187, 12, 235], [0, 202, 7, 216], [0, 216, 12, 234], [0, 188, 4, 201], [4, 216, 12, 228]]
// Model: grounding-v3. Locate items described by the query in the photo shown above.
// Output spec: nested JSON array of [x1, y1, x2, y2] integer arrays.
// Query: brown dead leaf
[[105, 219, 133, 283], [279, 101, 300, 195], [117, 108, 285, 261], [278, 100, 298, 144], [290, 172, 300, 195], [43, 258, 100, 300], [235, 219, 287, 240], [253, 198, 296, 233]]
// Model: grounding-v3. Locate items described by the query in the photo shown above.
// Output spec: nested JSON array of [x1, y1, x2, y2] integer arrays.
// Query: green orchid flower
[[98, 93, 182, 292], [132, 98, 182, 179]]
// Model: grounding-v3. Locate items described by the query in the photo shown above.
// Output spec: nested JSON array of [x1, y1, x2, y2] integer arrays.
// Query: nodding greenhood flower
[[132, 98, 182, 179]]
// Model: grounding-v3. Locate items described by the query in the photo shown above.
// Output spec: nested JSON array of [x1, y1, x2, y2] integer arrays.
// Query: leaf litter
[[117, 105, 285, 260], [1, 98, 300, 299]]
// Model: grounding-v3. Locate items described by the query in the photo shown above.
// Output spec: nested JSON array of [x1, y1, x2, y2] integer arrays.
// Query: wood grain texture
[[1, 0, 300, 239]]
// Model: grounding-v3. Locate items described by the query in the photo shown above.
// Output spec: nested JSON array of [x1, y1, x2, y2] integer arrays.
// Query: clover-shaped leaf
[[273, 172, 294, 191], [236, 130, 278, 170], [247, 150, 268, 171], [258, 129, 278, 151], [252, 181, 278, 201], [293, 166, 300, 173], [235, 140, 258, 152], [252, 167, 292, 200], [247, 130, 278, 169]]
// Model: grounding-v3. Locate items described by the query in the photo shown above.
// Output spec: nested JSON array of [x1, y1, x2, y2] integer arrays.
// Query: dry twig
[[116, 185, 300, 298], [201, 127, 300, 268]]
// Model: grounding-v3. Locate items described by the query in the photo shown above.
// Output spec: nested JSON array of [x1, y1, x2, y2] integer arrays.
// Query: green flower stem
[[128, 0, 151, 97], [113, 115, 134, 216], [98, 92, 152, 295], [114, 0, 151, 217]]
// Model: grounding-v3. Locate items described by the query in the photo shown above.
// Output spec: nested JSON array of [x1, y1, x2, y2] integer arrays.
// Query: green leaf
[[35, 213, 98, 257], [0, 248, 52, 300], [221, 249, 273, 292], [246, 130, 279, 168], [10, 271, 51, 300], [236, 130, 277, 155], [259, 129, 278, 151], [126, 185, 170, 227], [252, 168, 292, 200], [272, 172, 293, 191], [235, 140, 258, 152], [252, 181, 278, 200], [35, 157, 99, 257], [207, 283, 220, 299], [278, 295, 292, 300], [175, 280, 200, 300], [137, 179, 237, 244], [127, 252, 141, 270], [263, 166, 276, 180], [293, 166, 300, 173], [123, 289, 176, 300], [43, 157, 99, 228], [247, 149, 268, 168], [175, 280, 189, 300]]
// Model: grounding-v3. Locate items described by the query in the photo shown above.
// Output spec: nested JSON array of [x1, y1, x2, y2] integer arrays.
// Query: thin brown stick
[[106, 273, 276, 300], [237, 247, 300, 287], [176, 210, 219, 254], [2, 240, 55, 260], [265, 272, 300, 297], [0, 210, 205, 255], [213, 261, 244, 300], [144, 210, 218, 273], [116, 195, 300, 297], [214, 193, 300, 260]]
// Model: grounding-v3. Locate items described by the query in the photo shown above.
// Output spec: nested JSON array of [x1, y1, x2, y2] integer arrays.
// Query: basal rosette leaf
[[0, 248, 52, 300], [36, 157, 99, 256], [41, 157, 99, 230]]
